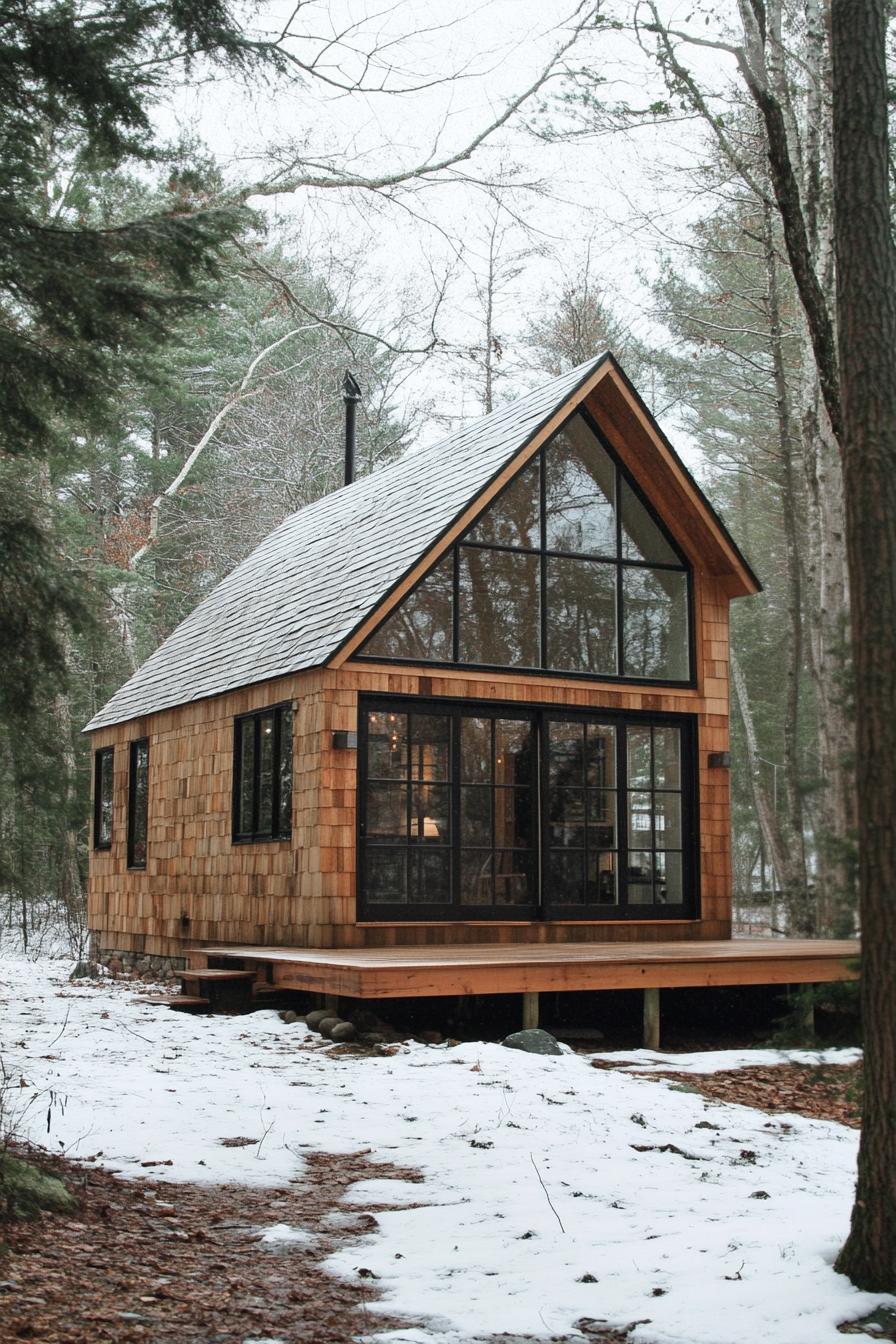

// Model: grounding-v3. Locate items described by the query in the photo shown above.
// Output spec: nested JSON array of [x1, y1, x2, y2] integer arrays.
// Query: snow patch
[[590, 1047, 863, 1074], [2, 954, 891, 1344], [341, 1179, 429, 1207], [256, 1223, 316, 1247]]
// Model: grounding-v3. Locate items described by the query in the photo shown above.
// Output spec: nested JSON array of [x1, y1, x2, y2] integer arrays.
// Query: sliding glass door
[[358, 698, 696, 921], [542, 716, 690, 918], [360, 704, 539, 919]]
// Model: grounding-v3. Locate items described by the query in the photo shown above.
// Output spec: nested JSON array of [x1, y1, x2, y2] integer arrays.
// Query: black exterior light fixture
[[708, 751, 731, 768], [332, 730, 358, 750]]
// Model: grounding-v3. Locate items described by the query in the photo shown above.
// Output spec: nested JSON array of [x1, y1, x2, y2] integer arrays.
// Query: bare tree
[[598, 1, 857, 928]]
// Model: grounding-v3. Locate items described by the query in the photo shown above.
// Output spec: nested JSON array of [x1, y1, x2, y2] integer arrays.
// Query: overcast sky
[[164, 1, 742, 461]]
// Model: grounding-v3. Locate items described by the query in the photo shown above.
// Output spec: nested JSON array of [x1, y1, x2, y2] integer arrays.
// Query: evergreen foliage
[[0, 463, 90, 718], [0, 0, 271, 459]]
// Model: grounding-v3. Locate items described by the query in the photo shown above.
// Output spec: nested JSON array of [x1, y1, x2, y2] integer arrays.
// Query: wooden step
[[136, 994, 210, 1012], [179, 969, 257, 982]]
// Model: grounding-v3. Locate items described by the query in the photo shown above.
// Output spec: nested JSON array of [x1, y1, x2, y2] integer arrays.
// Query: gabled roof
[[85, 353, 759, 732]]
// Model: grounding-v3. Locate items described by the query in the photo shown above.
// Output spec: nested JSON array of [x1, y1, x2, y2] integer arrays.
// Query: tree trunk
[[763, 200, 810, 919], [800, 373, 856, 932], [52, 632, 85, 948], [830, 0, 896, 1292], [730, 646, 810, 928]]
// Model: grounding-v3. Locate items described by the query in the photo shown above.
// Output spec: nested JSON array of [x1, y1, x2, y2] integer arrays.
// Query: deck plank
[[192, 938, 859, 999]]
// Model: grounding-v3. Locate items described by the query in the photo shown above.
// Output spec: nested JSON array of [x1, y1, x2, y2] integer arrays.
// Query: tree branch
[[239, 3, 599, 200], [128, 324, 317, 569]]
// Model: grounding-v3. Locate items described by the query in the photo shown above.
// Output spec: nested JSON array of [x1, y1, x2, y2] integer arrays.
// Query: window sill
[[355, 917, 702, 928], [232, 835, 292, 845]]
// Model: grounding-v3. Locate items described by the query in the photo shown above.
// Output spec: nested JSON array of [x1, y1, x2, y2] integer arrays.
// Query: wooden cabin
[[85, 353, 857, 1024]]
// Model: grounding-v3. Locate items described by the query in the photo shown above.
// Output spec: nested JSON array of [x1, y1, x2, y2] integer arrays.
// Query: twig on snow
[[530, 1152, 565, 1233]]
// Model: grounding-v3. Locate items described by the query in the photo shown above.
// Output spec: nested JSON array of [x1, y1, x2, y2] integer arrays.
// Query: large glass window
[[233, 704, 293, 842], [458, 548, 540, 667], [459, 715, 536, 907], [359, 698, 694, 919], [363, 709, 453, 905], [546, 720, 618, 906], [360, 411, 691, 683], [127, 739, 149, 870], [93, 747, 114, 850]]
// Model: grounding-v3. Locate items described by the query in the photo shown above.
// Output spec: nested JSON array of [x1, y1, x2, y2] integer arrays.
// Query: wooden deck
[[194, 938, 859, 1000]]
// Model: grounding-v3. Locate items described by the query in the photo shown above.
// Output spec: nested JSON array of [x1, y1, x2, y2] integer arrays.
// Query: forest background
[[0, 0, 864, 953]]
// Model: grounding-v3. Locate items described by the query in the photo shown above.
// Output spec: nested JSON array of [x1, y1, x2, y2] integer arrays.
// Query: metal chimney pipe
[[343, 371, 361, 486]]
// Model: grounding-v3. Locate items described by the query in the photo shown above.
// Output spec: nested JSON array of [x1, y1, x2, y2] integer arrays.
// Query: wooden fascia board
[[589, 370, 761, 597], [339, 658, 702, 704], [329, 358, 616, 668]]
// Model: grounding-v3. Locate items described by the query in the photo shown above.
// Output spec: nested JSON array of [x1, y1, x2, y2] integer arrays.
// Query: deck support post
[[522, 991, 539, 1030], [795, 986, 815, 1042], [324, 994, 339, 1015], [643, 988, 661, 1051]]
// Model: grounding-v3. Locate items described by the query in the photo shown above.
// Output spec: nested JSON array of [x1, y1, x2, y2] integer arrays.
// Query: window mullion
[[452, 545, 460, 662], [536, 712, 545, 916], [615, 463, 624, 676], [539, 447, 548, 668], [618, 723, 629, 909], [451, 710, 460, 907]]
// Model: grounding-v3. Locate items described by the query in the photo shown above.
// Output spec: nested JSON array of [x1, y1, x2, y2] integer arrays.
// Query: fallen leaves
[[0, 1146, 421, 1343], [592, 1059, 862, 1128]]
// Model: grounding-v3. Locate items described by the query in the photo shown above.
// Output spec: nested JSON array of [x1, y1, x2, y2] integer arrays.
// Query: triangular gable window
[[361, 412, 691, 683]]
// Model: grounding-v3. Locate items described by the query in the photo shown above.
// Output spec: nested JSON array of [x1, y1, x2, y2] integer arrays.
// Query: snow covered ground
[[1, 955, 890, 1344]]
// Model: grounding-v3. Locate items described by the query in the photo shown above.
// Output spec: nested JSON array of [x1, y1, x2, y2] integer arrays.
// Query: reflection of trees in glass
[[546, 721, 618, 905], [129, 740, 149, 868], [620, 480, 679, 564], [360, 413, 690, 681], [363, 557, 453, 660], [363, 711, 453, 906], [96, 750, 114, 847], [622, 570, 689, 679], [278, 708, 293, 837], [234, 705, 293, 841], [547, 557, 616, 674], [459, 548, 539, 666], [625, 724, 684, 906], [467, 461, 539, 548], [545, 419, 616, 554]]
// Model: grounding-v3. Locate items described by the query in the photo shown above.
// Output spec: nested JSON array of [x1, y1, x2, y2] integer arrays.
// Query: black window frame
[[357, 694, 699, 922], [232, 702, 294, 844], [357, 407, 696, 689], [93, 746, 114, 851], [127, 738, 149, 871]]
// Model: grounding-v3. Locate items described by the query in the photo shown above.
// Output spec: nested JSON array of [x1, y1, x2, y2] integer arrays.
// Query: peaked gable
[[358, 407, 692, 681], [85, 354, 759, 732]]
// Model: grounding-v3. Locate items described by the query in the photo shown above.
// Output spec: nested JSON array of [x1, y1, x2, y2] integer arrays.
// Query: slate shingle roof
[[86, 355, 612, 731]]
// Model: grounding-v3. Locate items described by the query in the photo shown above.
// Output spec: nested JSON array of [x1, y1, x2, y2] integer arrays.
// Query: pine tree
[[0, 0, 269, 461]]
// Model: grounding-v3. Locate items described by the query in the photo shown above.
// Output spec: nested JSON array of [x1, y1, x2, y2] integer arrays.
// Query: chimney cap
[[343, 370, 361, 401]]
